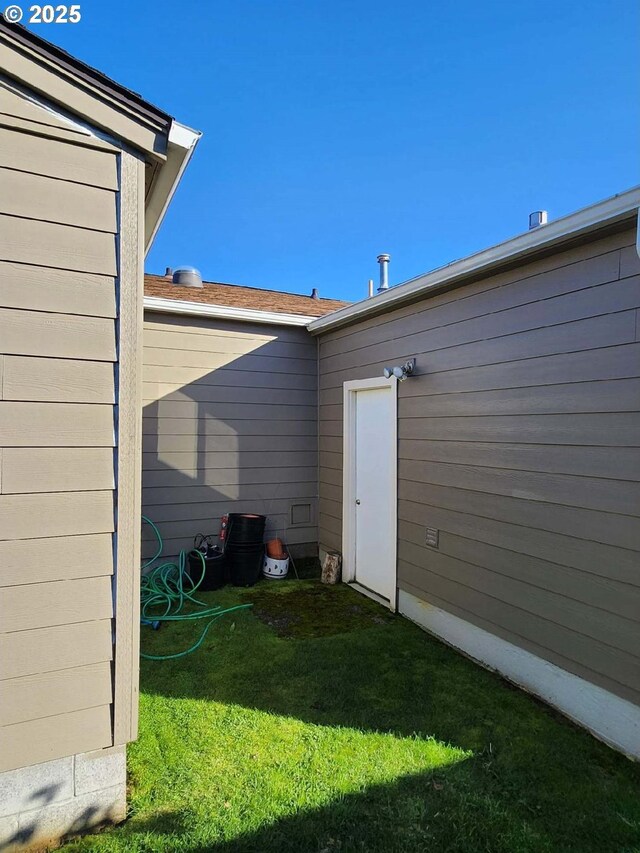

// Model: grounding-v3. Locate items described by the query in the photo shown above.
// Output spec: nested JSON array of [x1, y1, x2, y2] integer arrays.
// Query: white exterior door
[[343, 378, 397, 607]]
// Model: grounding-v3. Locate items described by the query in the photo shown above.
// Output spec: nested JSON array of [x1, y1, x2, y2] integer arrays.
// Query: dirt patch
[[243, 580, 396, 638]]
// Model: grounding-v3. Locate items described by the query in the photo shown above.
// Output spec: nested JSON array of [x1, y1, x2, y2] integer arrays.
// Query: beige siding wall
[[0, 91, 125, 771], [142, 313, 318, 557], [317, 226, 640, 707]]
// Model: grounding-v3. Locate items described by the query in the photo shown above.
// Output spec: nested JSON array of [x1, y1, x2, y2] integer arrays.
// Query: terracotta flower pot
[[266, 538, 285, 559]]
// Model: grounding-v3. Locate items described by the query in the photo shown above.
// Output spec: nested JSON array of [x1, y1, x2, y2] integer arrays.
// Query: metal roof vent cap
[[528, 211, 548, 230], [172, 266, 203, 288]]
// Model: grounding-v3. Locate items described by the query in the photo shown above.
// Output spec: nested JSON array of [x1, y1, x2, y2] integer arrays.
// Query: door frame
[[342, 376, 398, 610]]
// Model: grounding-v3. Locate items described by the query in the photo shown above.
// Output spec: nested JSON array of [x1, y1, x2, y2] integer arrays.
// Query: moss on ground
[[242, 579, 395, 638]]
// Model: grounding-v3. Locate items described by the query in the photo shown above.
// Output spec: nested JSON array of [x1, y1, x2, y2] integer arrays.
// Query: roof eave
[[307, 187, 640, 335], [145, 121, 202, 254], [143, 295, 317, 327], [0, 20, 172, 159]]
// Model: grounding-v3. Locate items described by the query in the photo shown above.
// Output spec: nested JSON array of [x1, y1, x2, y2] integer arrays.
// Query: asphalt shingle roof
[[144, 274, 349, 318]]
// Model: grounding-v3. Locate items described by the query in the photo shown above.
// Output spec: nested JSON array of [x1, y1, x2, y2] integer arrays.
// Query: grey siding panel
[[142, 313, 318, 556], [317, 227, 640, 705]]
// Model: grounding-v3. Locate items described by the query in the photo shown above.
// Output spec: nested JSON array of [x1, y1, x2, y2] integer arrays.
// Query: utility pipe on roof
[[377, 254, 390, 292]]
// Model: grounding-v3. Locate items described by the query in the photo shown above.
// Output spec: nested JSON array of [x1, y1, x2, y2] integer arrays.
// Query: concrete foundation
[[0, 747, 126, 852]]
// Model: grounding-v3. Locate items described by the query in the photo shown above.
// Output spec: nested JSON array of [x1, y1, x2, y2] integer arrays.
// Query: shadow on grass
[[115, 762, 548, 853], [131, 581, 640, 853]]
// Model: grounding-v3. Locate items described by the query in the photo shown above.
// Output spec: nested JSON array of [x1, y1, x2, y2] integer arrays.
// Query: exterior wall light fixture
[[383, 359, 416, 381]]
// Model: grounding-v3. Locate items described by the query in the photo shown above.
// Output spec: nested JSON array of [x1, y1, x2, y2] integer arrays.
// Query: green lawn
[[66, 578, 640, 853]]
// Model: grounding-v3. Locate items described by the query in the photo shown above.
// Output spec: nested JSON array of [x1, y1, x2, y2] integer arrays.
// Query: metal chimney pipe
[[528, 210, 548, 230], [377, 254, 390, 292], [368, 279, 374, 298]]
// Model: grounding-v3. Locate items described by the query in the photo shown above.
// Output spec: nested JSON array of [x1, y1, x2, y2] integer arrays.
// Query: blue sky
[[26, 0, 639, 301]]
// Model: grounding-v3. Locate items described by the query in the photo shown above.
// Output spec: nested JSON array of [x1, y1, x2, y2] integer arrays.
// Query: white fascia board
[[307, 186, 640, 334], [144, 120, 202, 254], [143, 295, 316, 327]]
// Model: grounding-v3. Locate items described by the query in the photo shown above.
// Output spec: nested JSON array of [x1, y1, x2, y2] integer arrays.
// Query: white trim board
[[342, 376, 398, 610], [143, 296, 316, 327], [307, 187, 640, 334], [399, 590, 640, 760]]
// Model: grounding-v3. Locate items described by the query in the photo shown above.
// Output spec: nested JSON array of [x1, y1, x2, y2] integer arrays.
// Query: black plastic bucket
[[228, 544, 264, 587], [188, 549, 227, 591], [227, 513, 266, 545]]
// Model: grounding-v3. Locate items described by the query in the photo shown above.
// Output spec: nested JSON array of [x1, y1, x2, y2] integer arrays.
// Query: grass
[[65, 578, 640, 853]]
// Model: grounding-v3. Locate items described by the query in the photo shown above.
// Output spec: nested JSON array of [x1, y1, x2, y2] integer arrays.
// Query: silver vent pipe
[[528, 211, 548, 230], [377, 254, 390, 292], [368, 279, 374, 298]]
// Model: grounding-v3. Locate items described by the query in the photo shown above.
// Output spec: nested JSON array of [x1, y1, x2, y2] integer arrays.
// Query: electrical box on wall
[[425, 527, 439, 549]]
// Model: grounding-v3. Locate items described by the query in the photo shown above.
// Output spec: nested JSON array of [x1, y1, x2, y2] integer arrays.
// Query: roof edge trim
[[145, 121, 202, 253], [307, 187, 640, 334], [143, 295, 316, 327]]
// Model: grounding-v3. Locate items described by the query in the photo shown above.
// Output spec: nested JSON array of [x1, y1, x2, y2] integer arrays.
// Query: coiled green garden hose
[[140, 516, 252, 661]]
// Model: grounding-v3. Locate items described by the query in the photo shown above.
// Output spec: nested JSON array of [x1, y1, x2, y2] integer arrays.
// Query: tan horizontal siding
[[320, 311, 636, 390], [143, 481, 317, 507], [0, 705, 112, 773], [320, 277, 639, 376], [0, 619, 112, 681], [0, 262, 116, 318], [397, 412, 640, 446], [320, 229, 634, 349], [0, 307, 115, 360], [0, 168, 117, 232], [144, 347, 316, 376], [1, 447, 114, 493], [142, 434, 316, 455], [0, 126, 118, 188], [0, 491, 114, 540], [143, 363, 315, 390], [143, 400, 316, 421], [0, 80, 85, 132], [142, 416, 317, 438], [144, 496, 310, 526], [142, 450, 317, 471], [0, 115, 123, 763], [399, 498, 638, 583], [143, 465, 317, 490], [317, 226, 640, 705], [399, 378, 640, 418], [0, 214, 117, 275], [142, 316, 318, 554], [399, 483, 639, 551], [1, 662, 112, 726], [3, 356, 115, 403], [399, 461, 640, 516], [144, 313, 312, 343], [399, 524, 640, 622], [0, 576, 113, 632], [0, 533, 113, 586], [397, 440, 640, 480], [143, 383, 316, 407], [318, 343, 640, 405], [143, 327, 316, 359], [0, 402, 114, 446], [399, 542, 638, 658]]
